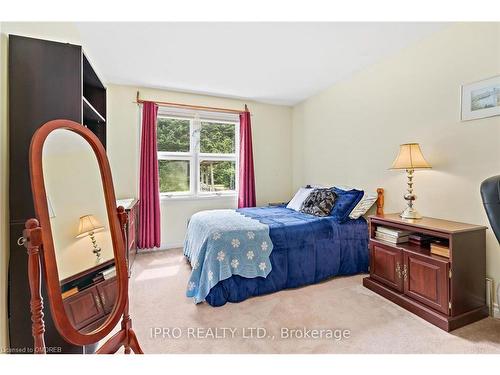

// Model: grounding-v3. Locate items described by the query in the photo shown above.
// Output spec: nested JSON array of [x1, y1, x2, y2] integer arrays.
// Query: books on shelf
[[373, 227, 451, 253], [102, 266, 116, 280], [92, 273, 104, 283], [430, 241, 450, 258], [408, 234, 433, 246], [375, 230, 409, 244], [62, 287, 78, 299], [376, 226, 413, 238]]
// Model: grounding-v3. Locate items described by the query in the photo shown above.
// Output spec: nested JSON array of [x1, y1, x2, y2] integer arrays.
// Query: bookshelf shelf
[[83, 96, 106, 123], [82, 53, 107, 148]]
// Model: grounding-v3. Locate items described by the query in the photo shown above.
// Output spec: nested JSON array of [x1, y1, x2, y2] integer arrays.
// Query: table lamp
[[390, 143, 431, 219], [76, 214, 104, 263]]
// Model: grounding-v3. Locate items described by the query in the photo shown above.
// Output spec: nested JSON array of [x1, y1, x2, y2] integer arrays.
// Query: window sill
[[160, 193, 237, 202]]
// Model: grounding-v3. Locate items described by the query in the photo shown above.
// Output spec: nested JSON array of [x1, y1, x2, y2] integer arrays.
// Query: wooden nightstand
[[363, 213, 488, 331]]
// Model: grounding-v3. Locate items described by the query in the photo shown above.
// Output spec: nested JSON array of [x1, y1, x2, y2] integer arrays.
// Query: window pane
[[199, 160, 236, 192], [200, 122, 235, 154], [157, 118, 190, 152], [158, 160, 190, 193]]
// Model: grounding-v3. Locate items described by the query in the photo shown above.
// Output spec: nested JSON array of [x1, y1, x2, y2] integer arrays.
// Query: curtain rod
[[134, 91, 248, 114]]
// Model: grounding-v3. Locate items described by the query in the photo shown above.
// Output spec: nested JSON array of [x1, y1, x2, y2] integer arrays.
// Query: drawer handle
[[100, 292, 106, 307], [94, 295, 102, 310], [395, 262, 402, 279], [402, 264, 408, 281]]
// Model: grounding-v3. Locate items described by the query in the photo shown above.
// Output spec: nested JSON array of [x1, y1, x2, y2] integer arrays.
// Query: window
[[156, 110, 239, 198]]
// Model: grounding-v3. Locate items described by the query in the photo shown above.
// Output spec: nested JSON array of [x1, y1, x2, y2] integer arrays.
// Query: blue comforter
[[204, 206, 369, 306], [184, 209, 273, 303]]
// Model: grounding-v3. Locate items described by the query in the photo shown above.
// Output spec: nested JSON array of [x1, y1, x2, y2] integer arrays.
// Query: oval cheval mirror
[[22, 119, 143, 354]]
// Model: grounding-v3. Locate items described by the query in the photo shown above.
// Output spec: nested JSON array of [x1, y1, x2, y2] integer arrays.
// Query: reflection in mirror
[[76, 214, 105, 263], [42, 129, 117, 333]]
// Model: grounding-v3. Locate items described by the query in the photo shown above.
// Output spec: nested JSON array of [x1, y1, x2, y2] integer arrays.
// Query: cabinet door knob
[[94, 294, 102, 310], [402, 264, 408, 281], [100, 292, 106, 307], [396, 262, 402, 279]]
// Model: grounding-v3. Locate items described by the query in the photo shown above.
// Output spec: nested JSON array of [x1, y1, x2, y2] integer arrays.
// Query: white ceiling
[[76, 22, 447, 106]]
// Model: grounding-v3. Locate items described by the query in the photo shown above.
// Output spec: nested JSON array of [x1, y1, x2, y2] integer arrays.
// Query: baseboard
[[163, 242, 184, 250], [137, 242, 183, 253], [493, 303, 500, 319]]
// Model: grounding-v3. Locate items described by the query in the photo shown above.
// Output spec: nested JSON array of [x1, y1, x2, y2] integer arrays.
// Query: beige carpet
[[127, 248, 500, 354]]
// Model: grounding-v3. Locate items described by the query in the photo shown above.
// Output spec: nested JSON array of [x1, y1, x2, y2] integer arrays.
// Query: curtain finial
[[244, 104, 249, 112]]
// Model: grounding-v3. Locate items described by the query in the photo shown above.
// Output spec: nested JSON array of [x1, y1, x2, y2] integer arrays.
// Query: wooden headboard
[[376, 188, 384, 216]]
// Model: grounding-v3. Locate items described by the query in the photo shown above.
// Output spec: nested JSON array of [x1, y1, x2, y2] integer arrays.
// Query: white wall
[[292, 23, 500, 305], [107, 85, 293, 248]]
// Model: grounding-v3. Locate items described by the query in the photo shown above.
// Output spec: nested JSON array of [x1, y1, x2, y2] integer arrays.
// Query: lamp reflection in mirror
[[76, 214, 104, 263], [390, 143, 431, 219]]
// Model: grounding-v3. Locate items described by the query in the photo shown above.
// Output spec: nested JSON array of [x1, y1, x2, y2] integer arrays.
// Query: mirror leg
[[23, 218, 46, 354], [120, 301, 143, 354], [128, 328, 144, 354]]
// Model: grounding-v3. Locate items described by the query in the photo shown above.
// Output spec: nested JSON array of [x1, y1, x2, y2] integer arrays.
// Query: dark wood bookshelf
[[8, 35, 107, 353]]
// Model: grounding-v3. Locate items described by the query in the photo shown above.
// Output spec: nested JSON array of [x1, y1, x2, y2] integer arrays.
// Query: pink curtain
[[238, 110, 256, 208], [138, 101, 161, 249]]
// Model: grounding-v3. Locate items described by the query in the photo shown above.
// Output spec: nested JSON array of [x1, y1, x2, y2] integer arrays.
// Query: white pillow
[[286, 187, 314, 211], [349, 191, 378, 219], [333, 184, 355, 191]]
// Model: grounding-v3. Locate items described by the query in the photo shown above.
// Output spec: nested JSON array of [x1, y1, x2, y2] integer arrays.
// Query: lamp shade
[[390, 143, 431, 170], [76, 214, 104, 238]]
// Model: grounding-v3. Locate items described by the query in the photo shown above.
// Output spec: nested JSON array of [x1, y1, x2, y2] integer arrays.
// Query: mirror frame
[[28, 119, 129, 346]]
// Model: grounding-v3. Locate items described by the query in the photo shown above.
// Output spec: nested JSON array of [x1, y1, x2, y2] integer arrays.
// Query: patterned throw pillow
[[299, 188, 336, 217]]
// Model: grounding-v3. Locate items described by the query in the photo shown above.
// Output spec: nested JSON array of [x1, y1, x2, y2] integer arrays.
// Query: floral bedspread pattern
[[184, 209, 273, 303]]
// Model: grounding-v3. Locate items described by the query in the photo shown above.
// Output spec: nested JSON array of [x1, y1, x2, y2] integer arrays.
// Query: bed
[[184, 188, 384, 306]]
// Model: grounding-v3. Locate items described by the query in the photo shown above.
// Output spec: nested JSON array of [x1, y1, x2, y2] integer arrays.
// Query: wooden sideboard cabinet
[[61, 260, 117, 334], [63, 278, 117, 333], [363, 214, 488, 331]]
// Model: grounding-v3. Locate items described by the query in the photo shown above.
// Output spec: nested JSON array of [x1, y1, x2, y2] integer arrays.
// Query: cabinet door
[[96, 278, 118, 314], [403, 252, 450, 314], [370, 242, 403, 291], [63, 286, 105, 330]]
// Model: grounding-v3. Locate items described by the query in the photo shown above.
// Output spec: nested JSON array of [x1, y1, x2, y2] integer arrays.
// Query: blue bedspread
[[184, 209, 273, 303], [204, 206, 369, 306]]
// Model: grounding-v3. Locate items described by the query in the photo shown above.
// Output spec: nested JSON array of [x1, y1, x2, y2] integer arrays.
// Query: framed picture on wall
[[461, 75, 500, 121]]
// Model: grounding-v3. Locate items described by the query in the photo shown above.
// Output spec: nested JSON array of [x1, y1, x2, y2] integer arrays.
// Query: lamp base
[[94, 253, 102, 264], [400, 168, 423, 219], [400, 206, 422, 219]]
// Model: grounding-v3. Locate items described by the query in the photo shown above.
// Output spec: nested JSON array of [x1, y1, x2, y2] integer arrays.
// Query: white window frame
[[157, 112, 239, 199]]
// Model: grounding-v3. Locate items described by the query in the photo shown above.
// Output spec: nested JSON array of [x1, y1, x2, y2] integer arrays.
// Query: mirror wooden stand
[[22, 120, 143, 354]]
